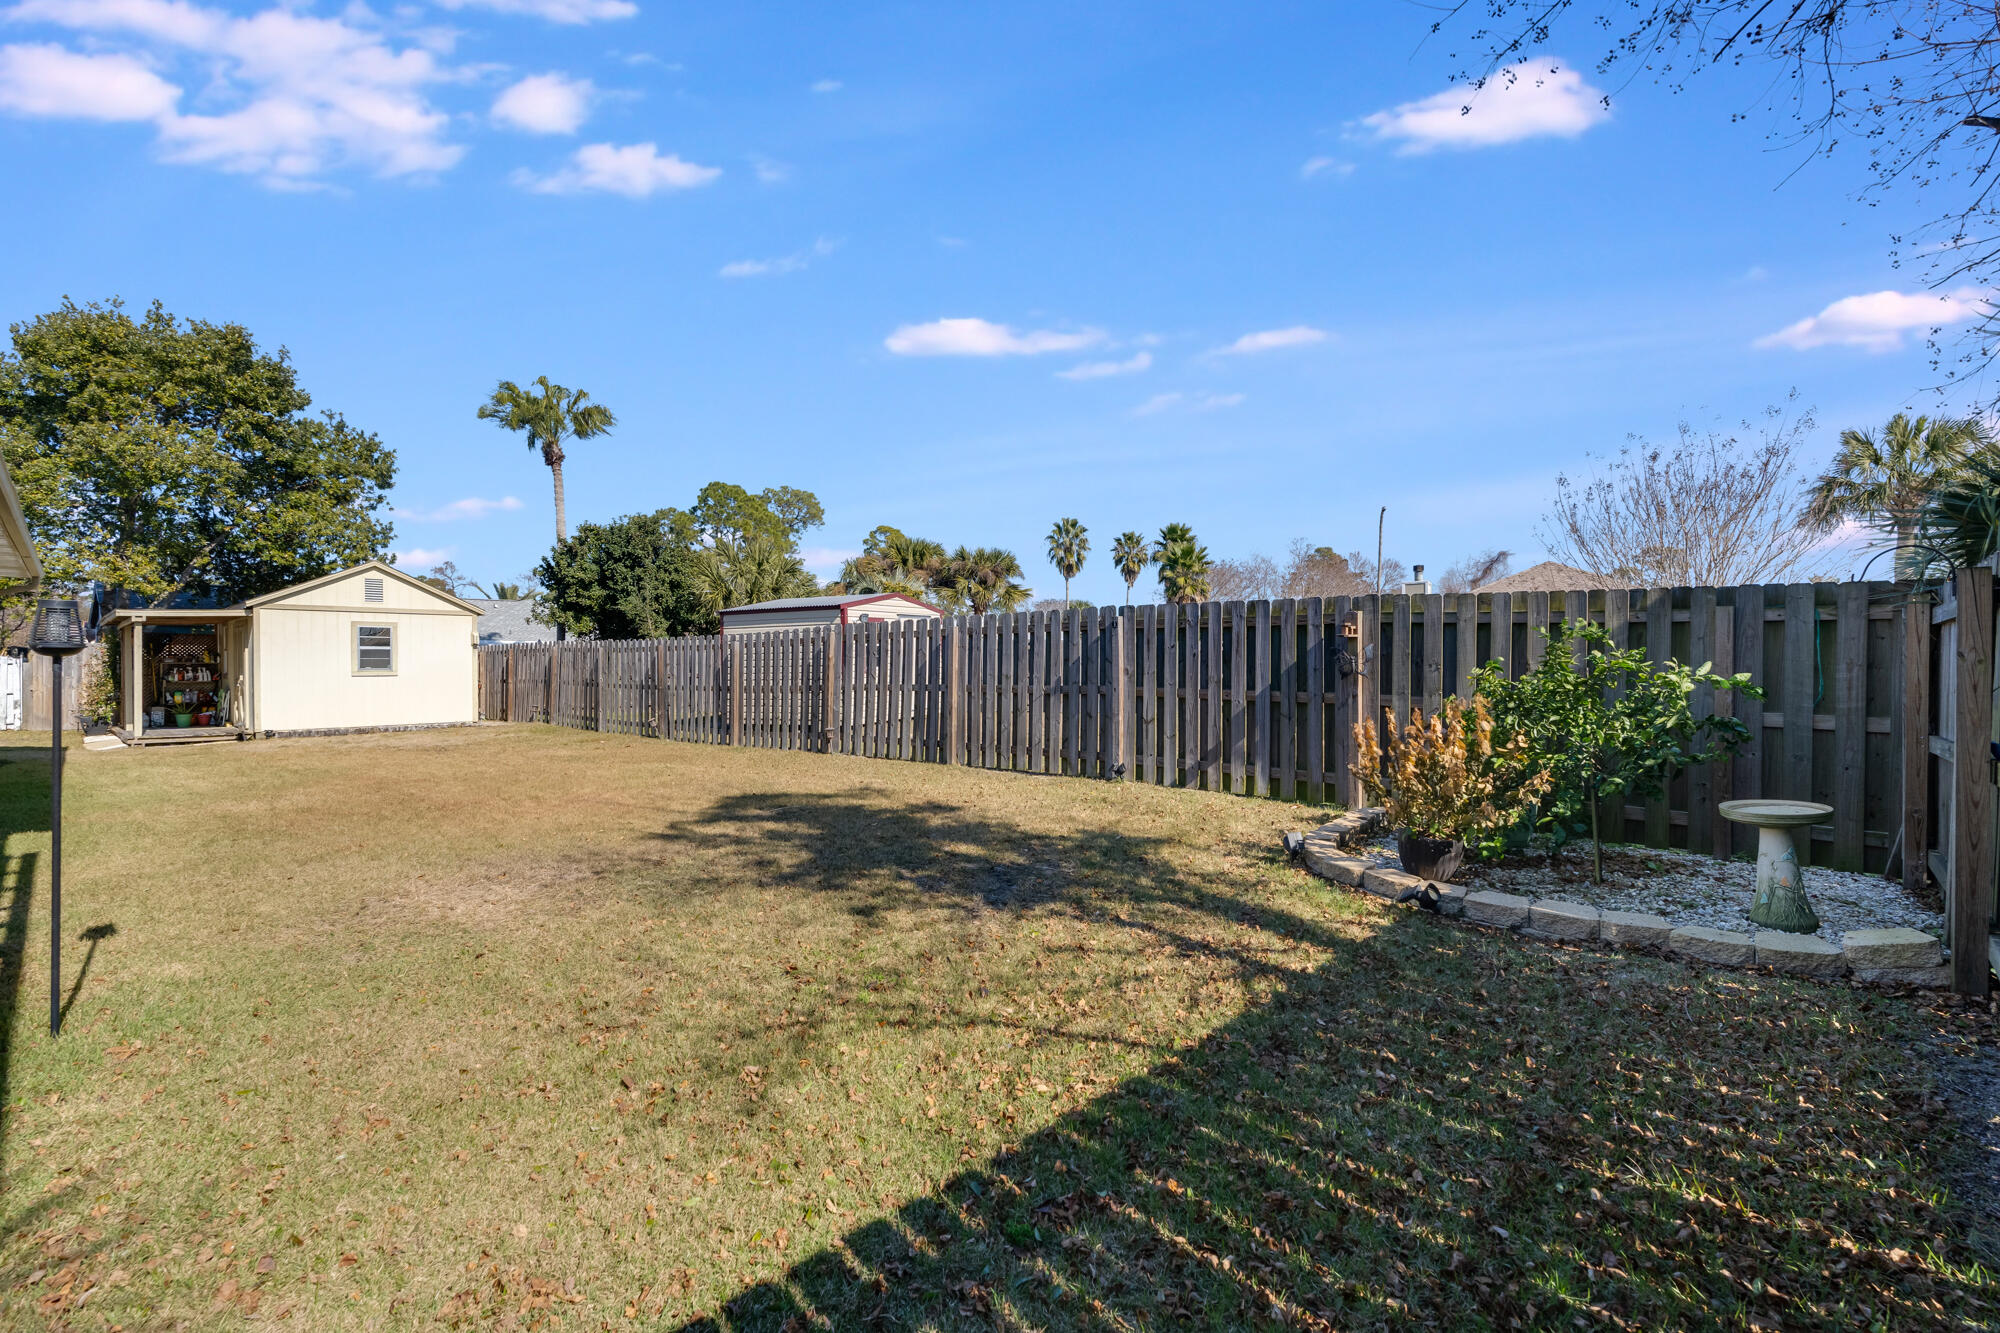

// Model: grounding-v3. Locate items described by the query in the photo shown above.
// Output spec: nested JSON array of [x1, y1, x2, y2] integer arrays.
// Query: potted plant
[[1351, 696, 1550, 881]]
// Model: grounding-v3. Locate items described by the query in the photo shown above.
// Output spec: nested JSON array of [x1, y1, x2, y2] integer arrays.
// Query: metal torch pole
[[48, 652, 61, 1038]]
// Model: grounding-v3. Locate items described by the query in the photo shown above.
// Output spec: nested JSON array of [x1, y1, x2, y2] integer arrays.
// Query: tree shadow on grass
[[656, 791, 1984, 1330]]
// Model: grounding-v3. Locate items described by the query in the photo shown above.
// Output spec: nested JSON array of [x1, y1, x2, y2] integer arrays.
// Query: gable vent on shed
[[364, 576, 385, 603]]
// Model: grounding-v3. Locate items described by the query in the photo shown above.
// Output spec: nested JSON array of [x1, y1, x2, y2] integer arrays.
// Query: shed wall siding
[[253, 606, 476, 732], [722, 608, 841, 636], [0, 535, 31, 581]]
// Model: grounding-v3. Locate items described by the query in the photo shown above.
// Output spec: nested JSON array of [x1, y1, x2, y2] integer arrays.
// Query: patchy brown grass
[[0, 722, 1989, 1331]]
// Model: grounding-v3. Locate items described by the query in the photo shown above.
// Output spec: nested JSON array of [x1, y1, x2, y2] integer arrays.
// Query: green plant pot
[[174, 713, 193, 728]]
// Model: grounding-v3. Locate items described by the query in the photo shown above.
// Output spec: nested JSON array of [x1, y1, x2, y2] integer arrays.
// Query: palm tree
[[1045, 518, 1089, 609], [938, 546, 1029, 614], [692, 535, 820, 612], [477, 375, 617, 544], [1156, 539, 1212, 604], [1918, 448, 2000, 574], [1804, 413, 1993, 574], [1111, 531, 1149, 604], [1153, 522, 1196, 560]]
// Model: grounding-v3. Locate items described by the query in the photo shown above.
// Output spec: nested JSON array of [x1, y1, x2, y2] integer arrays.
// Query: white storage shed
[[719, 593, 941, 637], [104, 560, 481, 743]]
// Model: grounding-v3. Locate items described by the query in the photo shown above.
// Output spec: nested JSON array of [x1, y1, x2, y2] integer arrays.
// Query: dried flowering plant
[[1350, 695, 1551, 849]]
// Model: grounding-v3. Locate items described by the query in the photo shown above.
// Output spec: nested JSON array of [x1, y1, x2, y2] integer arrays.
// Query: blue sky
[[0, 0, 1982, 603]]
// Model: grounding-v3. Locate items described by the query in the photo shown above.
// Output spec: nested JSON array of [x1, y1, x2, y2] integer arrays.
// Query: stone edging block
[[1599, 911, 1672, 948], [1754, 931, 1845, 978], [1841, 928, 1942, 971], [1361, 867, 1425, 900], [1669, 927, 1755, 967], [1462, 890, 1531, 929], [1526, 900, 1599, 941]]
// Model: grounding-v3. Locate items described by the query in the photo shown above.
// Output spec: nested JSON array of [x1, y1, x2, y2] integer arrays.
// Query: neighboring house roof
[[1476, 561, 1613, 594], [469, 598, 557, 643], [721, 593, 941, 615]]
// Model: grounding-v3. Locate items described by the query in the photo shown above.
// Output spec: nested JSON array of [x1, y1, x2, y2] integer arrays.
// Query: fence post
[[942, 618, 962, 765], [729, 637, 743, 746], [822, 625, 839, 753], [1111, 608, 1131, 779], [1951, 565, 1994, 995], [1903, 593, 1933, 894]]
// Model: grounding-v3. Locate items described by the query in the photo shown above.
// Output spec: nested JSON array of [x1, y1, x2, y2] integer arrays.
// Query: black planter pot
[[1397, 832, 1466, 882]]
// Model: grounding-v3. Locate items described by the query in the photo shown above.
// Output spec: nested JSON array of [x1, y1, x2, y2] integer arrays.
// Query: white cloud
[[393, 496, 524, 522], [492, 72, 593, 134], [884, 317, 1103, 357], [1299, 156, 1352, 180], [750, 154, 789, 183], [394, 546, 455, 570], [719, 237, 839, 278], [809, 78, 841, 93], [798, 545, 858, 577], [1133, 390, 1244, 417], [1214, 325, 1327, 355], [0, 44, 179, 120], [1361, 56, 1607, 153], [514, 141, 721, 196], [1057, 351, 1151, 380], [432, 0, 638, 23], [1754, 288, 1989, 352], [2, 0, 463, 184]]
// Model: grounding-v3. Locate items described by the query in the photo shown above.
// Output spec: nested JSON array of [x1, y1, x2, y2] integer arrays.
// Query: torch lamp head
[[28, 598, 86, 658]]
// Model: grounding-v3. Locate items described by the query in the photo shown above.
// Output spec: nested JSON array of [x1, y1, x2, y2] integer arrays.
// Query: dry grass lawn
[[0, 722, 1991, 1330]]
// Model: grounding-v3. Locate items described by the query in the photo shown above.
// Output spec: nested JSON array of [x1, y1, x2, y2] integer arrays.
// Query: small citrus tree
[[1475, 620, 1760, 882]]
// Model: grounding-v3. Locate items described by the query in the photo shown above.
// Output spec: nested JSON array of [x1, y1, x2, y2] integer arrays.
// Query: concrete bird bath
[[1719, 799, 1834, 934]]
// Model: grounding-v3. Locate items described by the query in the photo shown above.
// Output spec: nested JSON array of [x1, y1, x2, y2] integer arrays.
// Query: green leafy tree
[[1046, 517, 1089, 609], [1804, 412, 1994, 574], [1474, 620, 1760, 883], [1156, 539, 1212, 604], [691, 535, 820, 612], [0, 298, 395, 608], [477, 376, 615, 544], [534, 511, 711, 639], [688, 482, 823, 550], [1111, 531, 1149, 603]]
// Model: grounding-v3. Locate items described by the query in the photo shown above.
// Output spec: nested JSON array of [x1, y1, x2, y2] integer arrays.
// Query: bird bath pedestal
[[1719, 800, 1834, 935]]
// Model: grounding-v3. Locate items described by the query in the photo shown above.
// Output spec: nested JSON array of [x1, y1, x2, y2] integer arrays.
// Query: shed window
[[355, 624, 394, 674], [363, 576, 384, 603]]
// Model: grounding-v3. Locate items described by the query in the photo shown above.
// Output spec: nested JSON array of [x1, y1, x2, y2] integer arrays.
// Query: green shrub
[[1474, 620, 1761, 882]]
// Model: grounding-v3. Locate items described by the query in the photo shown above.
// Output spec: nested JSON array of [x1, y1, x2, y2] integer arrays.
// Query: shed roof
[[721, 593, 940, 615], [1476, 561, 1614, 594], [0, 452, 39, 585], [242, 559, 483, 614], [105, 559, 483, 624]]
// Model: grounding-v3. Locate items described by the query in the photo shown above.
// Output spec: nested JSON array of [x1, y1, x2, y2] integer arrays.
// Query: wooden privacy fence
[[1918, 563, 1999, 993], [480, 583, 1910, 863]]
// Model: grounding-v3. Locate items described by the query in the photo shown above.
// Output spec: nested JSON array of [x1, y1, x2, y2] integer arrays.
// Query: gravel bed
[[1356, 836, 1944, 942]]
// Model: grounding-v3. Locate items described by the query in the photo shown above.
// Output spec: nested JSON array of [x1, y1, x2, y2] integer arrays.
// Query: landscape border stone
[[1289, 817, 1955, 989]]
